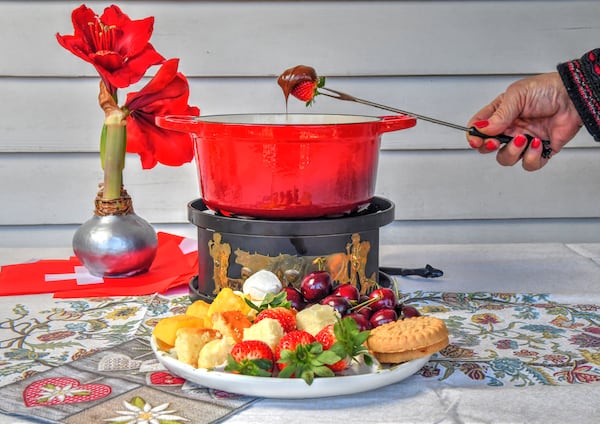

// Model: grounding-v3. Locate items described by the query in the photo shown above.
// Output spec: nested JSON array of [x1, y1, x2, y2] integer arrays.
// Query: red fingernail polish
[[485, 140, 497, 151], [513, 134, 527, 148], [531, 137, 541, 149], [468, 139, 478, 148], [474, 120, 489, 129]]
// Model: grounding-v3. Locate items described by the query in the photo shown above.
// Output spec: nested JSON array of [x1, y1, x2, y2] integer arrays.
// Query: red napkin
[[0, 232, 198, 298]]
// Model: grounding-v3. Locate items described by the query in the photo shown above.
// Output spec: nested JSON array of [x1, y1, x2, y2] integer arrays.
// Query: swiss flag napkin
[[0, 232, 198, 298]]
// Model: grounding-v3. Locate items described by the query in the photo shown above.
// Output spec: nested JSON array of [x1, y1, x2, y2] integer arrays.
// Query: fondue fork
[[319, 87, 553, 158]]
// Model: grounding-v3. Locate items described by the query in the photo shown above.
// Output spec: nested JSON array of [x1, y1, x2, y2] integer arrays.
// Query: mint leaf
[[245, 291, 291, 313]]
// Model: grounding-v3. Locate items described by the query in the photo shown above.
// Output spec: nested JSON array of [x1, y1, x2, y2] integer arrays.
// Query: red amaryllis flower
[[124, 59, 200, 169], [56, 4, 164, 92]]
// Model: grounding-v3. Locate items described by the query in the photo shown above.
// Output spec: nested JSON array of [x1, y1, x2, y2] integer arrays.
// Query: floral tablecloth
[[0, 290, 598, 423]]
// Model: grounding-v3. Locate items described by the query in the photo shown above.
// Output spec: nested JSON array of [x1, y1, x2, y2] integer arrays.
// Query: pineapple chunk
[[243, 317, 284, 351], [295, 304, 339, 336]]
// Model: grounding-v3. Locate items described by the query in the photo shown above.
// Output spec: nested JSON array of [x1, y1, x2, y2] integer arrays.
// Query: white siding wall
[[1, 0, 600, 247]]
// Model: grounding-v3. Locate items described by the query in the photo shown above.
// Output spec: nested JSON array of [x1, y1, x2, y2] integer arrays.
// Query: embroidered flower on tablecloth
[[459, 362, 487, 380], [46, 309, 84, 321], [489, 357, 524, 376], [543, 354, 569, 364], [438, 343, 476, 358], [479, 303, 507, 311], [419, 305, 450, 314], [520, 324, 565, 337], [104, 396, 189, 423], [23, 377, 112, 407], [569, 332, 600, 348], [583, 326, 600, 335], [554, 363, 600, 384], [71, 347, 101, 361], [549, 315, 584, 329], [495, 339, 518, 350], [513, 349, 539, 358], [37, 330, 76, 342], [573, 304, 600, 312], [471, 313, 502, 325], [5, 348, 50, 361], [417, 364, 441, 378], [37, 383, 91, 403], [105, 306, 140, 321]]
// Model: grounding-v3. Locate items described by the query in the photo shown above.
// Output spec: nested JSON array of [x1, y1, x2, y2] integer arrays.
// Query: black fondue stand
[[187, 197, 442, 302]]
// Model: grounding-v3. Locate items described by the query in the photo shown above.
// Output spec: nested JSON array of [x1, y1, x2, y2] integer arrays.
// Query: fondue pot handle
[[378, 115, 417, 133], [380, 264, 444, 279], [155, 115, 199, 133]]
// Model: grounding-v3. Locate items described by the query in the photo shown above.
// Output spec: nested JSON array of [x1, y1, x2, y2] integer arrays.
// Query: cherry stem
[[312, 257, 326, 271], [348, 294, 380, 312]]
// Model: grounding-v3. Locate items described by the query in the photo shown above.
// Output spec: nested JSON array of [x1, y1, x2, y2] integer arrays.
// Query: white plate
[[150, 336, 430, 399]]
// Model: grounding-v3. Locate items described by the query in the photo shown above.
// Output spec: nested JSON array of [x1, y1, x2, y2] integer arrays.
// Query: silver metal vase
[[72, 187, 158, 278]]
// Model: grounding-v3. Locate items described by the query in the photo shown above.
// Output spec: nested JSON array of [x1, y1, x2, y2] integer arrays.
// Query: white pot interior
[[196, 114, 380, 125]]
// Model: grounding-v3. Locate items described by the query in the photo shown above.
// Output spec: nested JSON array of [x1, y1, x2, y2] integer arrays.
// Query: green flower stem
[[102, 110, 126, 201]]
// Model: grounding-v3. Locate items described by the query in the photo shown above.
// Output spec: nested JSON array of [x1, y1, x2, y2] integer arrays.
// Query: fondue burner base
[[187, 196, 443, 302], [188, 196, 394, 300]]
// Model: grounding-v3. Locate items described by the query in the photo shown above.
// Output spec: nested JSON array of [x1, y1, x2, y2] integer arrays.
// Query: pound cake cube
[[197, 337, 235, 369], [174, 327, 221, 366]]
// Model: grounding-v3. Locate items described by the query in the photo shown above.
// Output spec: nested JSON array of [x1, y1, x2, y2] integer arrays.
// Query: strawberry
[[291, 81, 317, 102], [315, 324, 351, 372], [275, 330, 341, 385], [291, 76, 326, 106], [224, 340, 274, 376], [317, 317, 373, 372], [254, 306, 297, 333]]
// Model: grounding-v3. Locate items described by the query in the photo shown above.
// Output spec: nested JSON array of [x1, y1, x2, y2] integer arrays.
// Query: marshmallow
[[242, 269, 283, 301]]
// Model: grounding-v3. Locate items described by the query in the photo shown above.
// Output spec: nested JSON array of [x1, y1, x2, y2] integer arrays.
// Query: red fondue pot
[[156, 113, 416, 218]]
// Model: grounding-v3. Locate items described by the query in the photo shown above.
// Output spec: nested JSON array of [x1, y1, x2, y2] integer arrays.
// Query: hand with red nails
[[466, 72, 583, 171]]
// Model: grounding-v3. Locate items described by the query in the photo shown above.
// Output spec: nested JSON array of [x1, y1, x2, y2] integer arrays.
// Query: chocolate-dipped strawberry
[[277, 65, 325, 106]]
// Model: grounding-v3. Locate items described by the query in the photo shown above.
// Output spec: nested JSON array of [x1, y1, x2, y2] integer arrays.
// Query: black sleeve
[[557, 49, 600, 142]]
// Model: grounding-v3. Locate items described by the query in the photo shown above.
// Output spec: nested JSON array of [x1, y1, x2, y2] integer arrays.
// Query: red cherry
[[283, 286, 305, 311], [300, 271, 332, 302], [354, 304, 372, 319], [368, 288, 396, 312], [320, 295, 352, 316], [358, 294, 370, 303], [350, 294, 374, 318], [369, 308, 397, 328], [332, 283, 360, 302], [401, 304, 421, 318], [346, 313, 372, 331]]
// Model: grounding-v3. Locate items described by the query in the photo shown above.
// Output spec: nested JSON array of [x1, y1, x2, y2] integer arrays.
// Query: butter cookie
[[367, 316, 449, 363]]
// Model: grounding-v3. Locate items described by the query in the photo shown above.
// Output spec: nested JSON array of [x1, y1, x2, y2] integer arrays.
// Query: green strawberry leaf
[[224, 355, 273, 377], [317, 348, 344, 365], [277, 363, 296, 379], [313, 365, 335, 378], [299, 369, 315, 385], [332, 316, 373, 364], [277, 342, 342, 385]]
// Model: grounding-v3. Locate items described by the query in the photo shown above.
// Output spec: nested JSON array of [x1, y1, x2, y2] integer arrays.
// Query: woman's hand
[[466, 72, 583, 171]]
